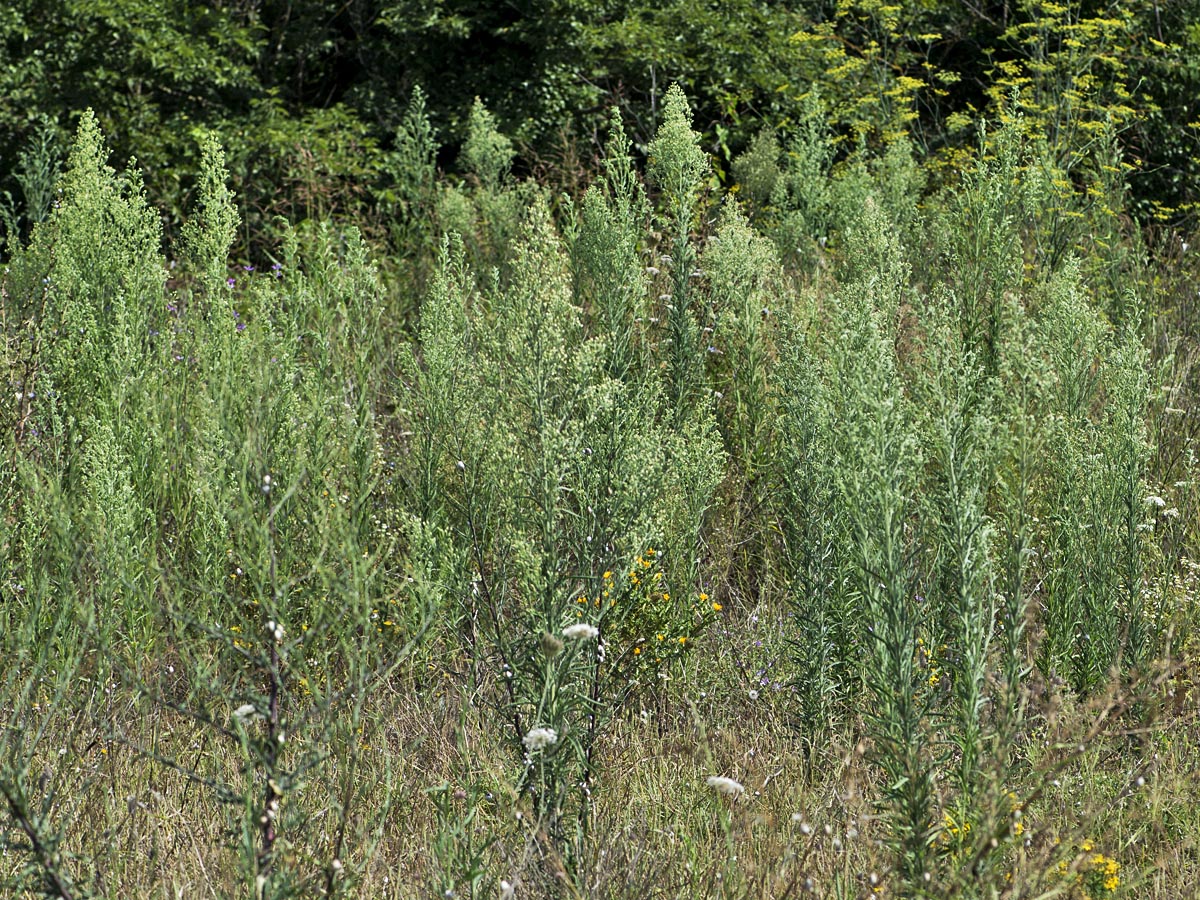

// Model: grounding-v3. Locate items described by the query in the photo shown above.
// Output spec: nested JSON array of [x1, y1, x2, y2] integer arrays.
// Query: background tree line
[[2, 0, 1198, 253]]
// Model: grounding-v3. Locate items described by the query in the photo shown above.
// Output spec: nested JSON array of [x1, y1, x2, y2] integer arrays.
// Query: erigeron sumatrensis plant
[[399, 96, 725, 883], [0, 62, 1189, 900]]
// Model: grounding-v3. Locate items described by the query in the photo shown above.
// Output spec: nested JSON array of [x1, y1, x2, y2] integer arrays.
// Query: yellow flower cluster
[[941, 810, 972, 841], [916, 636, 945, 689], [1058, 840, 1121, 899]]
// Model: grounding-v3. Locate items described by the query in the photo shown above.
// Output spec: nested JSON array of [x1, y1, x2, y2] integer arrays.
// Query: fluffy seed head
[[563, 623, 599, 640], [706, 775, 745, 797]]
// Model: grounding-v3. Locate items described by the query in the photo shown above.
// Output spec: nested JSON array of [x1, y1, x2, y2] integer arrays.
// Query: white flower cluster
[[233, 703, 262, 726], [562, 623, 598, 640], [522, 727, 558, 752]]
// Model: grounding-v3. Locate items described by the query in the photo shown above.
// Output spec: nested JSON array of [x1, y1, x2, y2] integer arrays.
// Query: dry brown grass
[[8, 617, 1199, 900]]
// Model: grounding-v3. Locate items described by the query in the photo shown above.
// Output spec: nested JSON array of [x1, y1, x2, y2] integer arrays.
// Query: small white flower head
[[748, 689, 759, 701], [522, 727, 558, 753], [1146, 494, 1167, 509], [499, 880, 515, 900], [265, 619, 285, 642], [562, 623, 599, 640], [262, 473, 273, 494], [706, 775, 745, 797], [233, 703, 261, 726]]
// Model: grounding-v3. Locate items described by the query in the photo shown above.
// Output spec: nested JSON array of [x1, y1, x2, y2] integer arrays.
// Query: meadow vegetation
[[2, 63, 1200, 900]]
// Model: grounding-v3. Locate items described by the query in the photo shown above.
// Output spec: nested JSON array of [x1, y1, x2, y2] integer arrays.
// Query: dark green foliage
[[1, 0, 1197, 255]]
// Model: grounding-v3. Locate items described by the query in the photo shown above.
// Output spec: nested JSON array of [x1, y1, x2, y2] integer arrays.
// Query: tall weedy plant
[[915, 290, 998, 847], [401, 184, 725, 883], [647, 84, 709, 425], [945, 120, 1027, 370], [827, 204, 932, 892], [774, 308, 855, 738], [701, 200, 784, 604], [1035, 259, 1152, 691], [702, 201, 780, 479], [5, 110, 165, 647], [450, 96, 532, 275], [386, 85, 441, 287], [134, 134, 423, 898], [568, 109, 650, 383], [1100, 325, 1153, 668], [990, 288, 1044, 748], [756, 94, 838, 271]]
